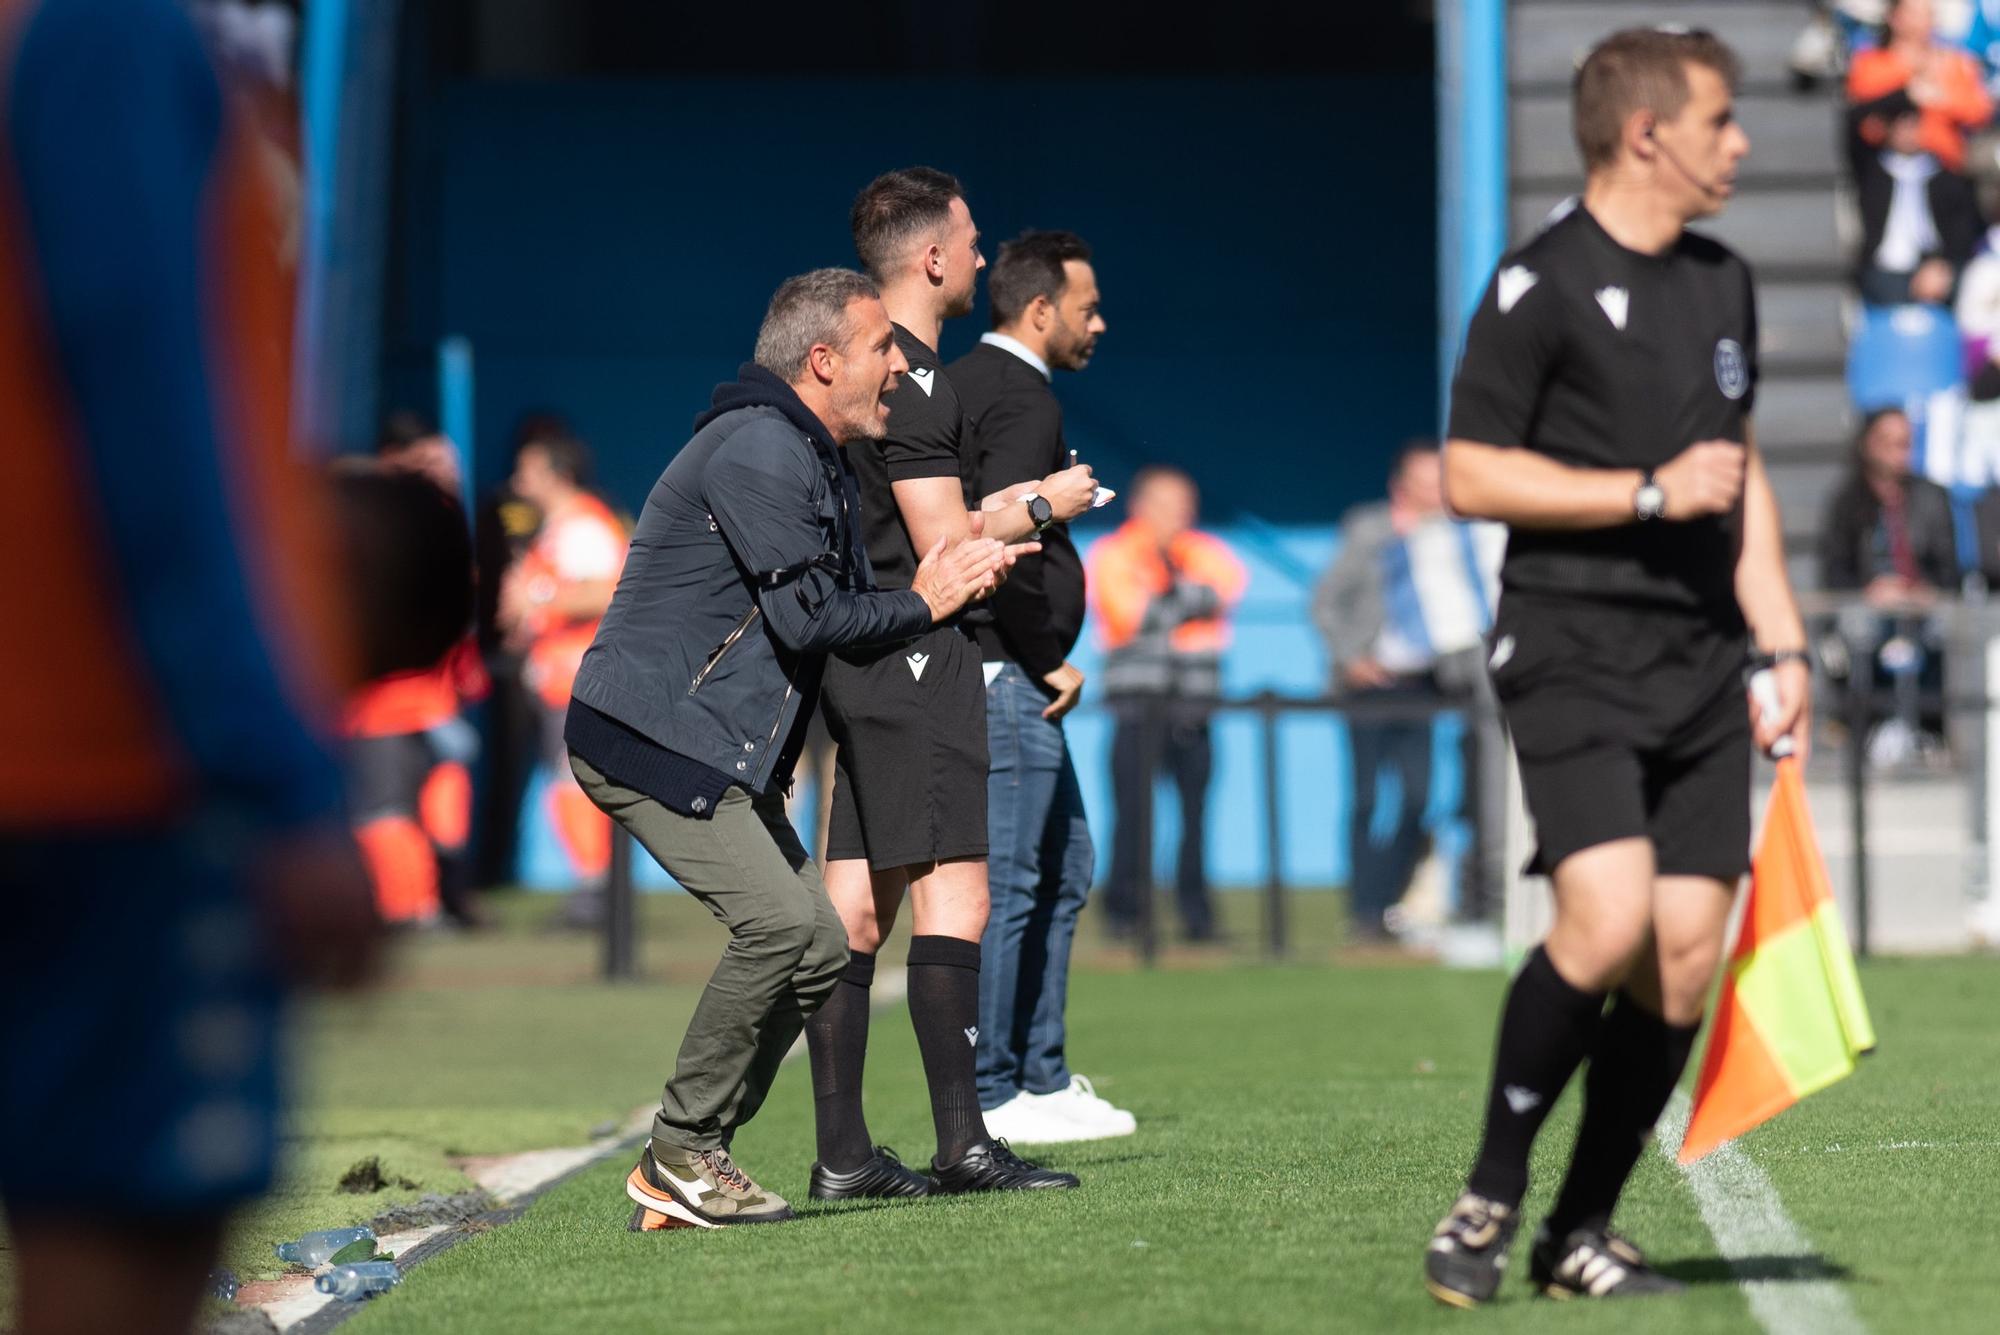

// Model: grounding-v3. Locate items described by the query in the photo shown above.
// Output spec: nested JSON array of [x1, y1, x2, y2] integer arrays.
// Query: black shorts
[[1489, 592, 1752, 882], [822, 624, 989, 869]]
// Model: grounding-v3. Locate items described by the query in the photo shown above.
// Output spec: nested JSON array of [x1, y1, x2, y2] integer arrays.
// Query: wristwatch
[[1022, 492, 1055, 534], [1633, 472, 1666, 522]]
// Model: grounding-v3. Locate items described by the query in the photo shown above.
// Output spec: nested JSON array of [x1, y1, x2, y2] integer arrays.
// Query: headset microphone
[[1649, 129, 1725, 198]]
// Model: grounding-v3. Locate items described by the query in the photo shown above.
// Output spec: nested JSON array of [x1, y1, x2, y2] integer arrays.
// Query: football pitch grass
[[9, 894, 1986, 1332], [232, 894, 1999, 1334]]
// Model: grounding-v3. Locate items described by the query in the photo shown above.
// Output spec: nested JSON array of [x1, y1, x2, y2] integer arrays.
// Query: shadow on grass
[[1658, 1254, 1853, 1285]]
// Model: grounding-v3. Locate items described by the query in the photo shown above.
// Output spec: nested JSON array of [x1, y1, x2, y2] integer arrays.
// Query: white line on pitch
[[1657, 1092, 1866, 1335]]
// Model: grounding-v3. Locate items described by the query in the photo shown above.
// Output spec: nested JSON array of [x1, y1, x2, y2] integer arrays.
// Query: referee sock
[[805, 950, 877, 1173], [1465, 946, 1607, 1208], [906, 935, 987, 1164], [1545, 993, 1701, 1238]]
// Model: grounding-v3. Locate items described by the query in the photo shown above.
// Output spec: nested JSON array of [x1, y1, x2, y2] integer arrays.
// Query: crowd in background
[[1793, 2, 2000, 764]]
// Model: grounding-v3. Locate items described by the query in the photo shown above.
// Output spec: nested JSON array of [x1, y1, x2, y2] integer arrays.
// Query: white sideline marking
[[1657, 1092, 1866, 1335]]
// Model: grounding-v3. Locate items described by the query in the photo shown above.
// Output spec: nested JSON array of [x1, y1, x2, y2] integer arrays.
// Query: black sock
[[1546, 993, 1701, 1237], [804, 950, 876, 1172], [1465, 946, 1607, 1207], [906, 935, 986, 1163]]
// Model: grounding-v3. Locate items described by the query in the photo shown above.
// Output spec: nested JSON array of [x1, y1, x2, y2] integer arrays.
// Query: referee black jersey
[[1447, 202, 1759, 615], [846, 322, 971, 592]]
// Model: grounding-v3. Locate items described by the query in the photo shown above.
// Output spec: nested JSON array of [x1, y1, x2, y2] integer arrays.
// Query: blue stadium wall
[[381, 74, 1440, 891]]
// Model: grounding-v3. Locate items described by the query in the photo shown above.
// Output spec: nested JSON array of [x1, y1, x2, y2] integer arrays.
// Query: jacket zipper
[[688, 606, 761, 695]]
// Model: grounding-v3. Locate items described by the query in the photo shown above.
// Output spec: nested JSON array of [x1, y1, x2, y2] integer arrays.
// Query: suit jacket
[[948, 340, 1087, 685], [1848, 100, 1983, 278], [1817, 471, 1960, 592]]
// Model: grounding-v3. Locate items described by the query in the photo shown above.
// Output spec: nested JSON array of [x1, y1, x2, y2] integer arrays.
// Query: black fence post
[[1843, 683, 1871, 960], [604, 830, 636, 980], [1259, 693, 1286, 960]]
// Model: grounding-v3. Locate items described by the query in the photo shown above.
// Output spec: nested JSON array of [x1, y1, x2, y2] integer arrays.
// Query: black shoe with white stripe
[[1424, 1192, 1520, 1308], [1529, 1224, 1685, 1300]]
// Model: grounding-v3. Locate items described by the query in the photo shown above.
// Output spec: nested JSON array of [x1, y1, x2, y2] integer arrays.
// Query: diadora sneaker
[[1424, 1192, 1521, 1308], [626, 1203, 696, 1232], [808, 1145, 933, 1200], [930, 1139, 1080, 1192], [1036, 1075, 1137, 1139], [981, 1090, 1098, 1145], [1529, 1223, 1685, 1300], [625, 1145, 794, 1228]]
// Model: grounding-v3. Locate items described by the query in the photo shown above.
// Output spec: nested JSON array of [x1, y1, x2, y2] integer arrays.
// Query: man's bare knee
[[909, 857, 990, 941], [1544, 838, 1655, 991], [825, 858, 888, 952]]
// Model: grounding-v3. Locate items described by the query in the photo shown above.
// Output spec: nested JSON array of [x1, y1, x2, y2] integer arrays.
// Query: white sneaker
[[980, 1090, 1099, 1145], [1030, 1075, 1137, 1139]]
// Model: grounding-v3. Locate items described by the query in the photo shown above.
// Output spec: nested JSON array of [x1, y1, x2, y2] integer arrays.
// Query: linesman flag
[[1678, 723, 1876, 1164]]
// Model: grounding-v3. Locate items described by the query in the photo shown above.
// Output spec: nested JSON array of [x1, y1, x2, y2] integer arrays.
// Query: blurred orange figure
[[0, 3, 376, 1333], [342, 416, 486, 926], [499, 433, 625, 915], [1086, 467, 1247, 942]]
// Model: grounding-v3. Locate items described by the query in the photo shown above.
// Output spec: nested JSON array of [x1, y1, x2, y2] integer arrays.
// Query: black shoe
[[808, 1145, 933, 1200], [1424, 1192, 1520, 1308], [1529, 1223, 1685, 1300], [929, 1139, 1079, 1193]]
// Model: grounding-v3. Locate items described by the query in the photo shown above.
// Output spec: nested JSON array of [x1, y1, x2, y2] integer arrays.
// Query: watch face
[[1028, 496, 1054, 524], [1637, 484, 1665, 519]]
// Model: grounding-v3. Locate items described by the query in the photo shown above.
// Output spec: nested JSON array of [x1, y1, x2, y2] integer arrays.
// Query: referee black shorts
[[822, 624, 989, 871], [1489, 592, 1752, 884]]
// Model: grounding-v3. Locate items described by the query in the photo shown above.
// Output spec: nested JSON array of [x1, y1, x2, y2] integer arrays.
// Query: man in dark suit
[[949, 231, 1135, 1144]]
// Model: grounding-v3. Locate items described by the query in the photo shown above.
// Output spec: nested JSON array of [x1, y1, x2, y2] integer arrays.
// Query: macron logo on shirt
[[907, 366, 936, 397], [1496, 266, 1539, 314], [1595, 286, 1629, 331]]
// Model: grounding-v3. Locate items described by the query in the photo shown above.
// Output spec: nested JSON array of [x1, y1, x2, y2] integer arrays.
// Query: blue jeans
[[977, 662, 1094, 1109]]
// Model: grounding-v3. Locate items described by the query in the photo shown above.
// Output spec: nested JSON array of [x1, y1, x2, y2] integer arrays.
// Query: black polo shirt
[[846, 323, 970, 592], [1448, 202, 1759, 615]]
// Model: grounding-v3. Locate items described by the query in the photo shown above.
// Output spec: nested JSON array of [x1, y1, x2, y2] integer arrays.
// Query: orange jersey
[[520, 494, 625, 709], [0, 0, 351, 829], [1849, 46, 1993, 173], [1086, 521, 1247, 656]]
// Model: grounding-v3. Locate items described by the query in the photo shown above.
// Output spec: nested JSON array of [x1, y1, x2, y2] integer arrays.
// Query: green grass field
[[211, 893, 2000, 1334]]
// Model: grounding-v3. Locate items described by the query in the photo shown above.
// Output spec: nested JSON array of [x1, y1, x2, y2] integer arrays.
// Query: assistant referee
[[1422, 27, 1812, 1305]]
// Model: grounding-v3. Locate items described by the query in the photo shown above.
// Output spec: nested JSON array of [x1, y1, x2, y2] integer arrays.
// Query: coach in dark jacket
[[948, 231, 1135, 1144], [567, 269, 1013, 1221], [1849, 94, 1983, 306]]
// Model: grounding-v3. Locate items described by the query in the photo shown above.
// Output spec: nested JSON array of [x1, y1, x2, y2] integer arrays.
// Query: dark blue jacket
[[572, 366, 931, 792]]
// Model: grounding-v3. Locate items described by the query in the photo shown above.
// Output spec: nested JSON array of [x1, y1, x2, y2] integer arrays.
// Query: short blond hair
[[1573, 27, 1741, 171]]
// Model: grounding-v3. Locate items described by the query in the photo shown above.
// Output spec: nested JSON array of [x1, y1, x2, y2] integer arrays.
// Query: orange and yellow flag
[[1679, 756, 1875, 1164]]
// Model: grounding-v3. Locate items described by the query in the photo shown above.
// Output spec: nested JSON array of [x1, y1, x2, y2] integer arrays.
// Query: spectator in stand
[[1088, 468, 1247, 944], [341, 415, 488, 928], [1849, 0, 1992, 175], [497, 433, 626, 924], [1954, 221, 2000, 394], [1850, 98, 1983, 304], [1818, 406, 1958, 763], [1821, 407, 1960, 597], [1313, 443, 1497, 946]]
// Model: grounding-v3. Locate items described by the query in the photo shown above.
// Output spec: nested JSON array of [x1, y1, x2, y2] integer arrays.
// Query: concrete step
[[1760, 278, 1851, 367], [1754, 372, 1852, 451], [1510, 2, 1816, 91], [1512, 91, 1842, 185], [1515, 186, 1848, 270], [1764, 452, 1847, 538]]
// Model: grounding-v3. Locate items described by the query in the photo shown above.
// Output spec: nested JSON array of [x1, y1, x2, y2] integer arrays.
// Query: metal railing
[[596, 597, 2000, 977]]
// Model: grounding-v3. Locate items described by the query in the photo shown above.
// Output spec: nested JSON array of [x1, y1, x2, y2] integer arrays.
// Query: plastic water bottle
[[275, 1226, 375, 1266], [314, 1261, 401, 1302]]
